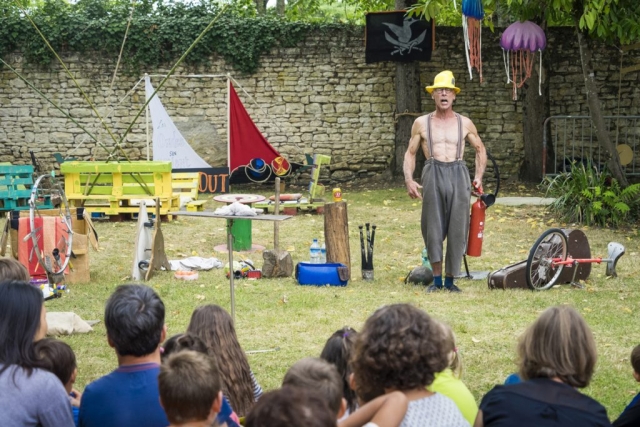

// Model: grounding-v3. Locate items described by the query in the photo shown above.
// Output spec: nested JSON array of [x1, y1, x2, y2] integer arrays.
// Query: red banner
[[228, 83, 281, 173]]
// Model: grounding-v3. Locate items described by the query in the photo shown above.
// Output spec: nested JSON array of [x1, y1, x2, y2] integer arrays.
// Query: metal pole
[[227, 219, 235, 325], [274, 177, 280, 250]]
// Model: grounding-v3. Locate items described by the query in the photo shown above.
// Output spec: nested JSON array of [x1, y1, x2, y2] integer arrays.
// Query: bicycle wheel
[[526, 228, 568, 291], [29, 174, 73, 282]]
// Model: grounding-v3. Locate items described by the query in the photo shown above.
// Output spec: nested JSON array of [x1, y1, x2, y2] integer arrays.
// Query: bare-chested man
[[403, 70, 487, 293]]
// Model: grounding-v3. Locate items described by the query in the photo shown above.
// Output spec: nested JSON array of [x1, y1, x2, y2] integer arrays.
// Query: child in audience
[[339, 391, 409, 427], [187, 304, 262, 416], [428, 321, 478, 425], [79, 284, 169, 427], [0, 257, 30, 282], [161, 333, 208, 362], [351, 303, 468, 427], [159, 350, 224, 427], [34, 338, 81, 426], [475, 305, 610, 427], [245, 387, 336, 427], [320, 326, 359, 417], [613, 344, 640, 427], [160, 333, 240, 427], [282, 357, 346, 419]]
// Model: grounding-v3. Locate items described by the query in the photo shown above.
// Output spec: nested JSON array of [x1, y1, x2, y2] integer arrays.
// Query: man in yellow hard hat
[[403, 70, 487, 293]]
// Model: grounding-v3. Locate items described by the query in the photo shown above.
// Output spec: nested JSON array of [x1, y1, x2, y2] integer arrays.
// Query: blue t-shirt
[[79, 363, 168, 427], [218, 396, 240, 427]]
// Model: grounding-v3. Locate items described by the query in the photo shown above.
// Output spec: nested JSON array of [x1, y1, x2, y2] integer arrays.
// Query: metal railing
[[543, 115, 640, 177]]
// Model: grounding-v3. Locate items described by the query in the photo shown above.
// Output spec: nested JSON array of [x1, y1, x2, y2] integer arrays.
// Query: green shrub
[[542, 161, 640, 228]]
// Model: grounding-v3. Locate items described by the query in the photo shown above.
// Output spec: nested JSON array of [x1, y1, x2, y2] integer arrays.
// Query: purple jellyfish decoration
[[500, 21, 547, 100], [462, 0, 485, 82]]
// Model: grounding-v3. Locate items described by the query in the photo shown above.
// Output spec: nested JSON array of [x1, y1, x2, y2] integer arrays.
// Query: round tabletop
[[213, 194, 266, 204]]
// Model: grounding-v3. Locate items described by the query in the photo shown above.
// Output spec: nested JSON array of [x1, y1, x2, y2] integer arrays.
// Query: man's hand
[[406, 180, 423, 199], [472, 178, 483, 195]]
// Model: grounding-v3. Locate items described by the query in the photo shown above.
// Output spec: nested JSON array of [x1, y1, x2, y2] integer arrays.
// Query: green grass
[[48, 183, 640, 420]]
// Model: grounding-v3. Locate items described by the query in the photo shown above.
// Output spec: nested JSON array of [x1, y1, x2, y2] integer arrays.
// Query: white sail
[[145, 76, 211, 169]]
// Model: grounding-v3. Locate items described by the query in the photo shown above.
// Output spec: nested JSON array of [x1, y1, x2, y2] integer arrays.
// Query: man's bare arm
[[465, 119, 487, 192], [403, 119, 424, 199]]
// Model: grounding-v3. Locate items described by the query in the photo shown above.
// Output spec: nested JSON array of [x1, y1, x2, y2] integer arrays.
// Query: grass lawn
[[47, 181, 640, 420]]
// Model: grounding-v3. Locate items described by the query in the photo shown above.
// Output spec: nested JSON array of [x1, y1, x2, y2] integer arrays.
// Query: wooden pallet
[[171, 172, 206, 211], [61, 161, 179, 217], [0, 165, 53, 212]]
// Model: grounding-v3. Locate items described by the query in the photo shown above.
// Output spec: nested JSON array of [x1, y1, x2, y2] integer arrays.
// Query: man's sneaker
[[426, 284, 442, 293], [445, 284, 462, 293]]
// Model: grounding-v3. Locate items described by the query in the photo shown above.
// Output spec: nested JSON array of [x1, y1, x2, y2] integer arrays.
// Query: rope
[[462, 17, 472, 80], [244, 162, 273, 183], [538, 49, 542, 96], [116, 4, 229, 151]]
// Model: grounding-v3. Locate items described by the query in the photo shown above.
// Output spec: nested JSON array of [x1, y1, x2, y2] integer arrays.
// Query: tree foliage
[[0, 0, 361, 74]]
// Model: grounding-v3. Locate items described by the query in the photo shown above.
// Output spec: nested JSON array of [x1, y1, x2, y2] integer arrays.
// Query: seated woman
[[0, 280, 75, 427], [474, 305, 611, 427]]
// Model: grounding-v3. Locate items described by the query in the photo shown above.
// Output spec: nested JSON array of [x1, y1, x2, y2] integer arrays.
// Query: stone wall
[[0, 26, 638, 181]]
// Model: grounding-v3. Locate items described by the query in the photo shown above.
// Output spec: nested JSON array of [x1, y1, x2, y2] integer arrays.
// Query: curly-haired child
[[351, 303, 468, 427]]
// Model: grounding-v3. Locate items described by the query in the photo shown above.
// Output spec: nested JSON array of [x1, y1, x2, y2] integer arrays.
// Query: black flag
[[365, 11, 433, 64]]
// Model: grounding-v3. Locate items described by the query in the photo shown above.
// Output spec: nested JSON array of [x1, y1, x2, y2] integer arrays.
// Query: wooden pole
[[274, 177, 280, 250], [324, 201, 350, 279]]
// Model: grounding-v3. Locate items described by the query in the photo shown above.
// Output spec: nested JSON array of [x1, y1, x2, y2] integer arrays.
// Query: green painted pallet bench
[[60, 161, 179, 217], [0, 164, 53, 212]]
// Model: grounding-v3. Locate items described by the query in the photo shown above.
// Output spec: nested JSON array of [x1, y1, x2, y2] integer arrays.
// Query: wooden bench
[[171, 172, 206, 211], [61, 161, 179, 217]]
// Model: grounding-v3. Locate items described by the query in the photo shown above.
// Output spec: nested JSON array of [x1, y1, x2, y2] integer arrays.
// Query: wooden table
[[169, 211, 291, 323]]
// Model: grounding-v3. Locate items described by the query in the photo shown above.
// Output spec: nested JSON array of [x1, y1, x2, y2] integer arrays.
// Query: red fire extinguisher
[[467, 189, 495, 257]]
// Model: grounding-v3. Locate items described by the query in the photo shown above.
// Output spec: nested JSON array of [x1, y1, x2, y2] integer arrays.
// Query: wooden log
[[324, 201, 350, 279]]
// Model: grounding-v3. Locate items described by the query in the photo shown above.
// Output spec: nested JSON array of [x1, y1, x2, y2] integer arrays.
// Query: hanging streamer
[[461, 0, 485, 82]]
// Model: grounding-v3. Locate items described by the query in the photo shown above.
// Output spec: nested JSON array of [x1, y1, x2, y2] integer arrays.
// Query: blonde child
[[427, 321, 478, 425]]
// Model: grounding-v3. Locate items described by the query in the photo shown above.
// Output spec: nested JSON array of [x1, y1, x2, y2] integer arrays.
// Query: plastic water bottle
[[320, 243, 327, 263], [421, 248, 432, 269], [310, 239, 321, 264]]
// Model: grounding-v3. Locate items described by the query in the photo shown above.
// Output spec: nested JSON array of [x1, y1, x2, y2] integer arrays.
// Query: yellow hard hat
[[426, 70, 460, 94]]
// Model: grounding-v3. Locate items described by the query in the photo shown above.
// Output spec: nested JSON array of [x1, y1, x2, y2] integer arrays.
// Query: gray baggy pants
[[420, 159, 471, 276]]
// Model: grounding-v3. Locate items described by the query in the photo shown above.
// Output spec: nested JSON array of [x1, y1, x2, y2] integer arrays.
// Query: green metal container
[[230, 219, 252, 251]]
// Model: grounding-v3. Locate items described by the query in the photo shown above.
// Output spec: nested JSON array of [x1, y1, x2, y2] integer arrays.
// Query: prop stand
[[169, 210, 291, 324], [213, 194, 266, 252], [145, 200, 171, 281]]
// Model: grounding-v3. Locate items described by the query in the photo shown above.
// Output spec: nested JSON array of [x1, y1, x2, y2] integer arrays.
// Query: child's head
[[517, 305, 596, 388], [282, 357, 344, 418], [245, 386, 336, 427], [320, 326, 358, 413], [631, 344, 640, 382], [161, 333, 208, 362], [33, 338, 77, 393], [187, 304, 254, 416], [437, 320, 462, 377], [105, 284, 166, 357], [0, 258, 30, 282], [159, 350, 223, 426], [352, 304, 448, 397]]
